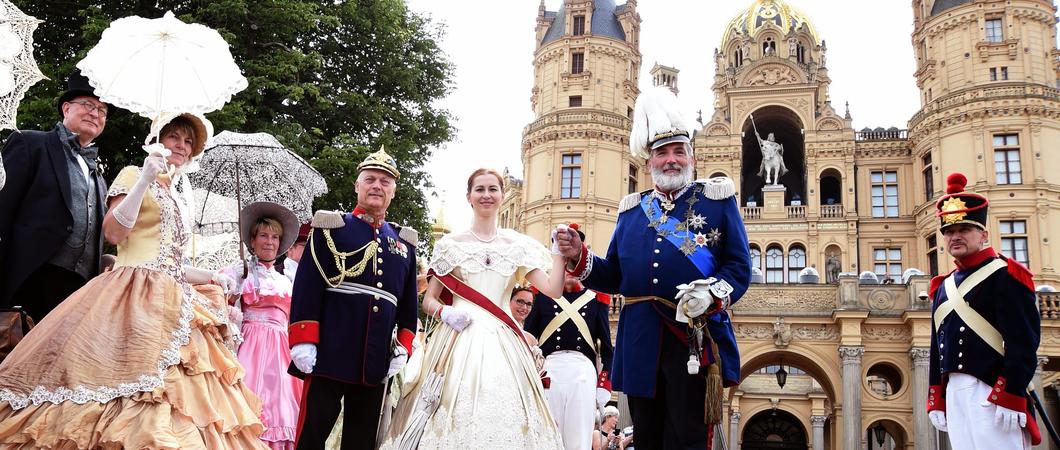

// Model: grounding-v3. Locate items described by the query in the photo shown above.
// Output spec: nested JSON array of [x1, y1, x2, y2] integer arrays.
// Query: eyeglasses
[[513, 300, 533, 308], [70, 100, 108, 118]]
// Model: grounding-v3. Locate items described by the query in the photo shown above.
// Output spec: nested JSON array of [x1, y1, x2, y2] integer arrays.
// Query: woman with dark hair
[[220, 202, 302, 450], [0, 113, 268, 449]]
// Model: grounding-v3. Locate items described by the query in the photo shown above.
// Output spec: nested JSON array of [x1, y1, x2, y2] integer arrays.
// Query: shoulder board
[[618, 189, 651, 214], [1001, 255, 1035, 292], [393, 224, 419, 246], [696, 177, 736, 200], [310, 210, 345, 229]]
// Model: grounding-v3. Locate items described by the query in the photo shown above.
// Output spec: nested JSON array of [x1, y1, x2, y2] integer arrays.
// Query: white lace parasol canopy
[[0, 1, 46, 131], [188, 131, 327, 223]]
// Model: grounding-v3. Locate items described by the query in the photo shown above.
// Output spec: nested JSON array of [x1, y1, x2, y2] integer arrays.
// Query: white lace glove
[[211, 272, 240, 295], [993, 404, 1027, 433], [112, 153, 167, 228], [675, 279, 713, 323], [440, 306, 472, 332], [550, 225, 570, 255], [291, 343, 317, 373], [928, 410, 947, 432], [596, 388, 611, 410], [387, 346, 409, 378]]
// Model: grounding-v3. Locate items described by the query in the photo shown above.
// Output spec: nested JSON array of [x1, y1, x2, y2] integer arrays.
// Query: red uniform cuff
[[289, 321, 320, 346], [927, 384, 945, 412], [397, 328, 415, 355], [541, 370, 551, 389], [987, 377, 1029, 413], [566, 243, 589, 277], [598, 370, 612, 391]]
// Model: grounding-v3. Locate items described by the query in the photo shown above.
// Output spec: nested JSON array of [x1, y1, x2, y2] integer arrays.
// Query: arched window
[[796, 42, 806, 63], [766, 246, 784, 283], [750, 245, 762, 273], [788, 245, 806, 282], [733, 48, 744, 68], [763, 37, 777, 55]]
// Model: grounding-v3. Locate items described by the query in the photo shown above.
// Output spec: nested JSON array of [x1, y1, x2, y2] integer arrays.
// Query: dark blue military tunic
[[524, 288, 614, 381], [288, 212, 419, 385]]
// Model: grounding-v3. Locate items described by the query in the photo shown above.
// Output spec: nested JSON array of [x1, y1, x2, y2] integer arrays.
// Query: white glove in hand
[[440, 306, 472, 332], [291, 343, 317, 373], [928, 410, 948, 432], [596, 388, 611, 410], [211, 272, 240, 295], [550, 225, 569, 256], [387, 346, 409, 378], [993, 404, 1027, 433], [675, 279, 714, 322], [139, 152, 168, 184]]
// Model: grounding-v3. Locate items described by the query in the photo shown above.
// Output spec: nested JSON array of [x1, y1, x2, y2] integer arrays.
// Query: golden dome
[[721, 0, 820, 47]]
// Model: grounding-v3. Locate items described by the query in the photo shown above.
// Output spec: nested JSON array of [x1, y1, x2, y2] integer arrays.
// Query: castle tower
[[502, 0, 642, 251], [650, 63, 680, 95], [910, 0, 1060, 282]]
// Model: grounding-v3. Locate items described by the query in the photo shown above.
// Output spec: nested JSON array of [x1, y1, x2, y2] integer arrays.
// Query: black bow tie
[[74, 146, 99, 173]]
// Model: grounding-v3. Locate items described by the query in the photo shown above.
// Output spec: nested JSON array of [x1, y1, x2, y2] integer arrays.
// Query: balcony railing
[[820, 204, 843, 218], [855, 128, 908, 141], [524, 109, 632, 134], [1040, 292, 1060, 319], [787, 205, 806, 218], [741, 206, 762, 220]]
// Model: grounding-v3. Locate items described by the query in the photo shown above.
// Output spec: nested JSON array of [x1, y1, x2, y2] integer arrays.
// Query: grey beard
[[651, 164, 693, 192]]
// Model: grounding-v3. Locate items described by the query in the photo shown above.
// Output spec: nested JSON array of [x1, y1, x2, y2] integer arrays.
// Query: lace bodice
[[430, 229, 550, 277], [221, 259, 293, 313], [108, 166, 190, 279]]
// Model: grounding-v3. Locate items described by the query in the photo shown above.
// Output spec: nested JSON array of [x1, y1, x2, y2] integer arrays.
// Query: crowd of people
[[0, 61, 1046, 450]]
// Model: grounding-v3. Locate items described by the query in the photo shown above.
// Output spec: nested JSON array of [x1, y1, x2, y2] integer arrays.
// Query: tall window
[[571, 52, 584, 74], [1001, 66, 1009, 80], [560, 153, 582, 199], [569, 95, 582, 107], [993, 134, 1022, 184], [750, 245, 762, 274], [871, 170, 899, 218], [572, 15, 585, 36], [922, 154, 934, 202], [874, 248, 903, 284], [628, 164, 638, 194], [927, 235, 939, 277], [985, 18, 1003, 43], [788, 245, 806, 282], [734, 48, 744, 67], [990, 67, 998, 81], [765, 246, 784, 283], [1000, 220, 1029, 266], [796, 42, 806, 63]]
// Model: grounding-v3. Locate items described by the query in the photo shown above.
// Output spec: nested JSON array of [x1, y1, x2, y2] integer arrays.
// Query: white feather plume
[[629, 86, 694, 159]]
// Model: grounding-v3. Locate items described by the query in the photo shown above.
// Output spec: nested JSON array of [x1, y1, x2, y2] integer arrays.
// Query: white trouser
[[544, 351, 597, 450], [945, 373, 1030, 450]]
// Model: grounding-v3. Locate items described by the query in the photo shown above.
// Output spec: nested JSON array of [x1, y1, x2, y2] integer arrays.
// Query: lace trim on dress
[[0, 176, 220, 410], [429, 230, 551, 277]]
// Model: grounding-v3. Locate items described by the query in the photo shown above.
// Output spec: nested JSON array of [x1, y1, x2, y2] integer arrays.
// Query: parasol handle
[[237, 167, 248, 279]]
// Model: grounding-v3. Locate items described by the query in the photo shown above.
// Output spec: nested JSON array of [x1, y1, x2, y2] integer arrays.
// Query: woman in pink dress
[[222, 201, 303, 450]]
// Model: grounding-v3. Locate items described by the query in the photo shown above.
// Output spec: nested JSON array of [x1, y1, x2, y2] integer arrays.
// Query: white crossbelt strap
[[540, 290, 598, 351], [325, 281, 398, 307], [934, 258, 1008, 355]]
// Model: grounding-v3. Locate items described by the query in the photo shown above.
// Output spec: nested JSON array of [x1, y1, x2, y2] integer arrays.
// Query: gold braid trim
[[310, 229, 380, 288]]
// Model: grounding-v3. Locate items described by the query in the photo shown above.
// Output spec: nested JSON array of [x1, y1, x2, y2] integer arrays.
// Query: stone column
[[839, 346, 865, 450], [729, 412, 741, 450], [910, 347, 935, 450], [1035, 357, 1051, 450], [811, 415, 827, 450]]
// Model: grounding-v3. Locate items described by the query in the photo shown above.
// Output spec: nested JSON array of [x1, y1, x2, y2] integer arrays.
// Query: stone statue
[[749, 114, 788, 185], [773, 316, 792, 348], [788, 37, 798, 57], [826, 252, 841, 284]]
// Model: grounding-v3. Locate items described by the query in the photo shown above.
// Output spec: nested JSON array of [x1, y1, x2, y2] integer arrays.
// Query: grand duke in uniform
[[927, 173, 1042, 449], [287, 147, 419, 450], [558, 86, 751, 450], [525, 225, 615, 450]]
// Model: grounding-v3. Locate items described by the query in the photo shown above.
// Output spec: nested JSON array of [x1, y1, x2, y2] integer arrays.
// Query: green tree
[[11, 0, 454, 240]]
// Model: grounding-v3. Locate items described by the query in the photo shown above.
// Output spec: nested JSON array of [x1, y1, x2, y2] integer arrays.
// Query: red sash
[[431, 271, 531, 351]]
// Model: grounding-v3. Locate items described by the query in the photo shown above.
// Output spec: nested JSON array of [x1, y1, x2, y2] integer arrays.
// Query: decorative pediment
[[741, 63, 803, 87]]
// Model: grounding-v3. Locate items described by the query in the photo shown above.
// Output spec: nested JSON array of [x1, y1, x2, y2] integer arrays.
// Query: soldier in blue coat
[[524, 224, 615, 450], [926, 172, 1041, 449], [558, 87, 750, 450], [288, 147, 419, 450]]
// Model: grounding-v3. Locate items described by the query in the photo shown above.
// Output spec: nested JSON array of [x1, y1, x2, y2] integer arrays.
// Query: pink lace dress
[[223, 260, 303, 450]]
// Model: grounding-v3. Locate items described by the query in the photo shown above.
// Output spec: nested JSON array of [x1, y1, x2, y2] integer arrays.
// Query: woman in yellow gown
[[0, 113, 267, 449]]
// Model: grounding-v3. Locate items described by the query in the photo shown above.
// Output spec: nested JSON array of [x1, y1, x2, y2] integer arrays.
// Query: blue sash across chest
[[639, 191, 716, 278]]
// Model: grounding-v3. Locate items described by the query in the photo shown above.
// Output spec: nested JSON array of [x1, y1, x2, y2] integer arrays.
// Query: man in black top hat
[[0, 70, 112, 320]]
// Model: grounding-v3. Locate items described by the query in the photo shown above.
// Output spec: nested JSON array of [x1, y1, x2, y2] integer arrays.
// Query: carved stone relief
[[867, 289, 897, 310], [863, 325, 911, 341], [745, 66, 801, 86]]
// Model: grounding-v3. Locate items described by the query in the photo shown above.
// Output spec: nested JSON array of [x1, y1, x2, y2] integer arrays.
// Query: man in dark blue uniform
[[558, 86, 750, 450], [524, 223, 614, 450], [926, 172, 1041, 448], [288, 147, 419, 450]]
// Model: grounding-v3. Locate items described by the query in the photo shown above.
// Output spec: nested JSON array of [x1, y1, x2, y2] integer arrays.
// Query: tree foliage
[[11, 0, 454, 238]]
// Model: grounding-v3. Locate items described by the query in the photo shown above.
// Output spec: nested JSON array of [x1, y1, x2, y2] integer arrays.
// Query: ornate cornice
[[909, 347, 931, 364]]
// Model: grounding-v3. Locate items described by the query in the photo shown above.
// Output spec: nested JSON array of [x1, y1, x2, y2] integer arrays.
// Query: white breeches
[[544, 351, 597, 450], [945, 373, 1030, 450]]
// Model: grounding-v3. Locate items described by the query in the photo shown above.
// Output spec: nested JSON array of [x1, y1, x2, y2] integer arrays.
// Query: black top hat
[[936, 173, 989, 231], [56, 69, 106, 117]]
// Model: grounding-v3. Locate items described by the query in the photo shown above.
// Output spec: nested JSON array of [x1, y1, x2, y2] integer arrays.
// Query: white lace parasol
[[188, 131, 327, 223], [0, 1, 46, 131]]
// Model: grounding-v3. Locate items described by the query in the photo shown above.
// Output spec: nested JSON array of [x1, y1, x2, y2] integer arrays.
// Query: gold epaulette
[[393, 224, 419, 246], [618, 190, 651, 213], [311, 210, 344, 229], [697, 177, 736, 200]]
